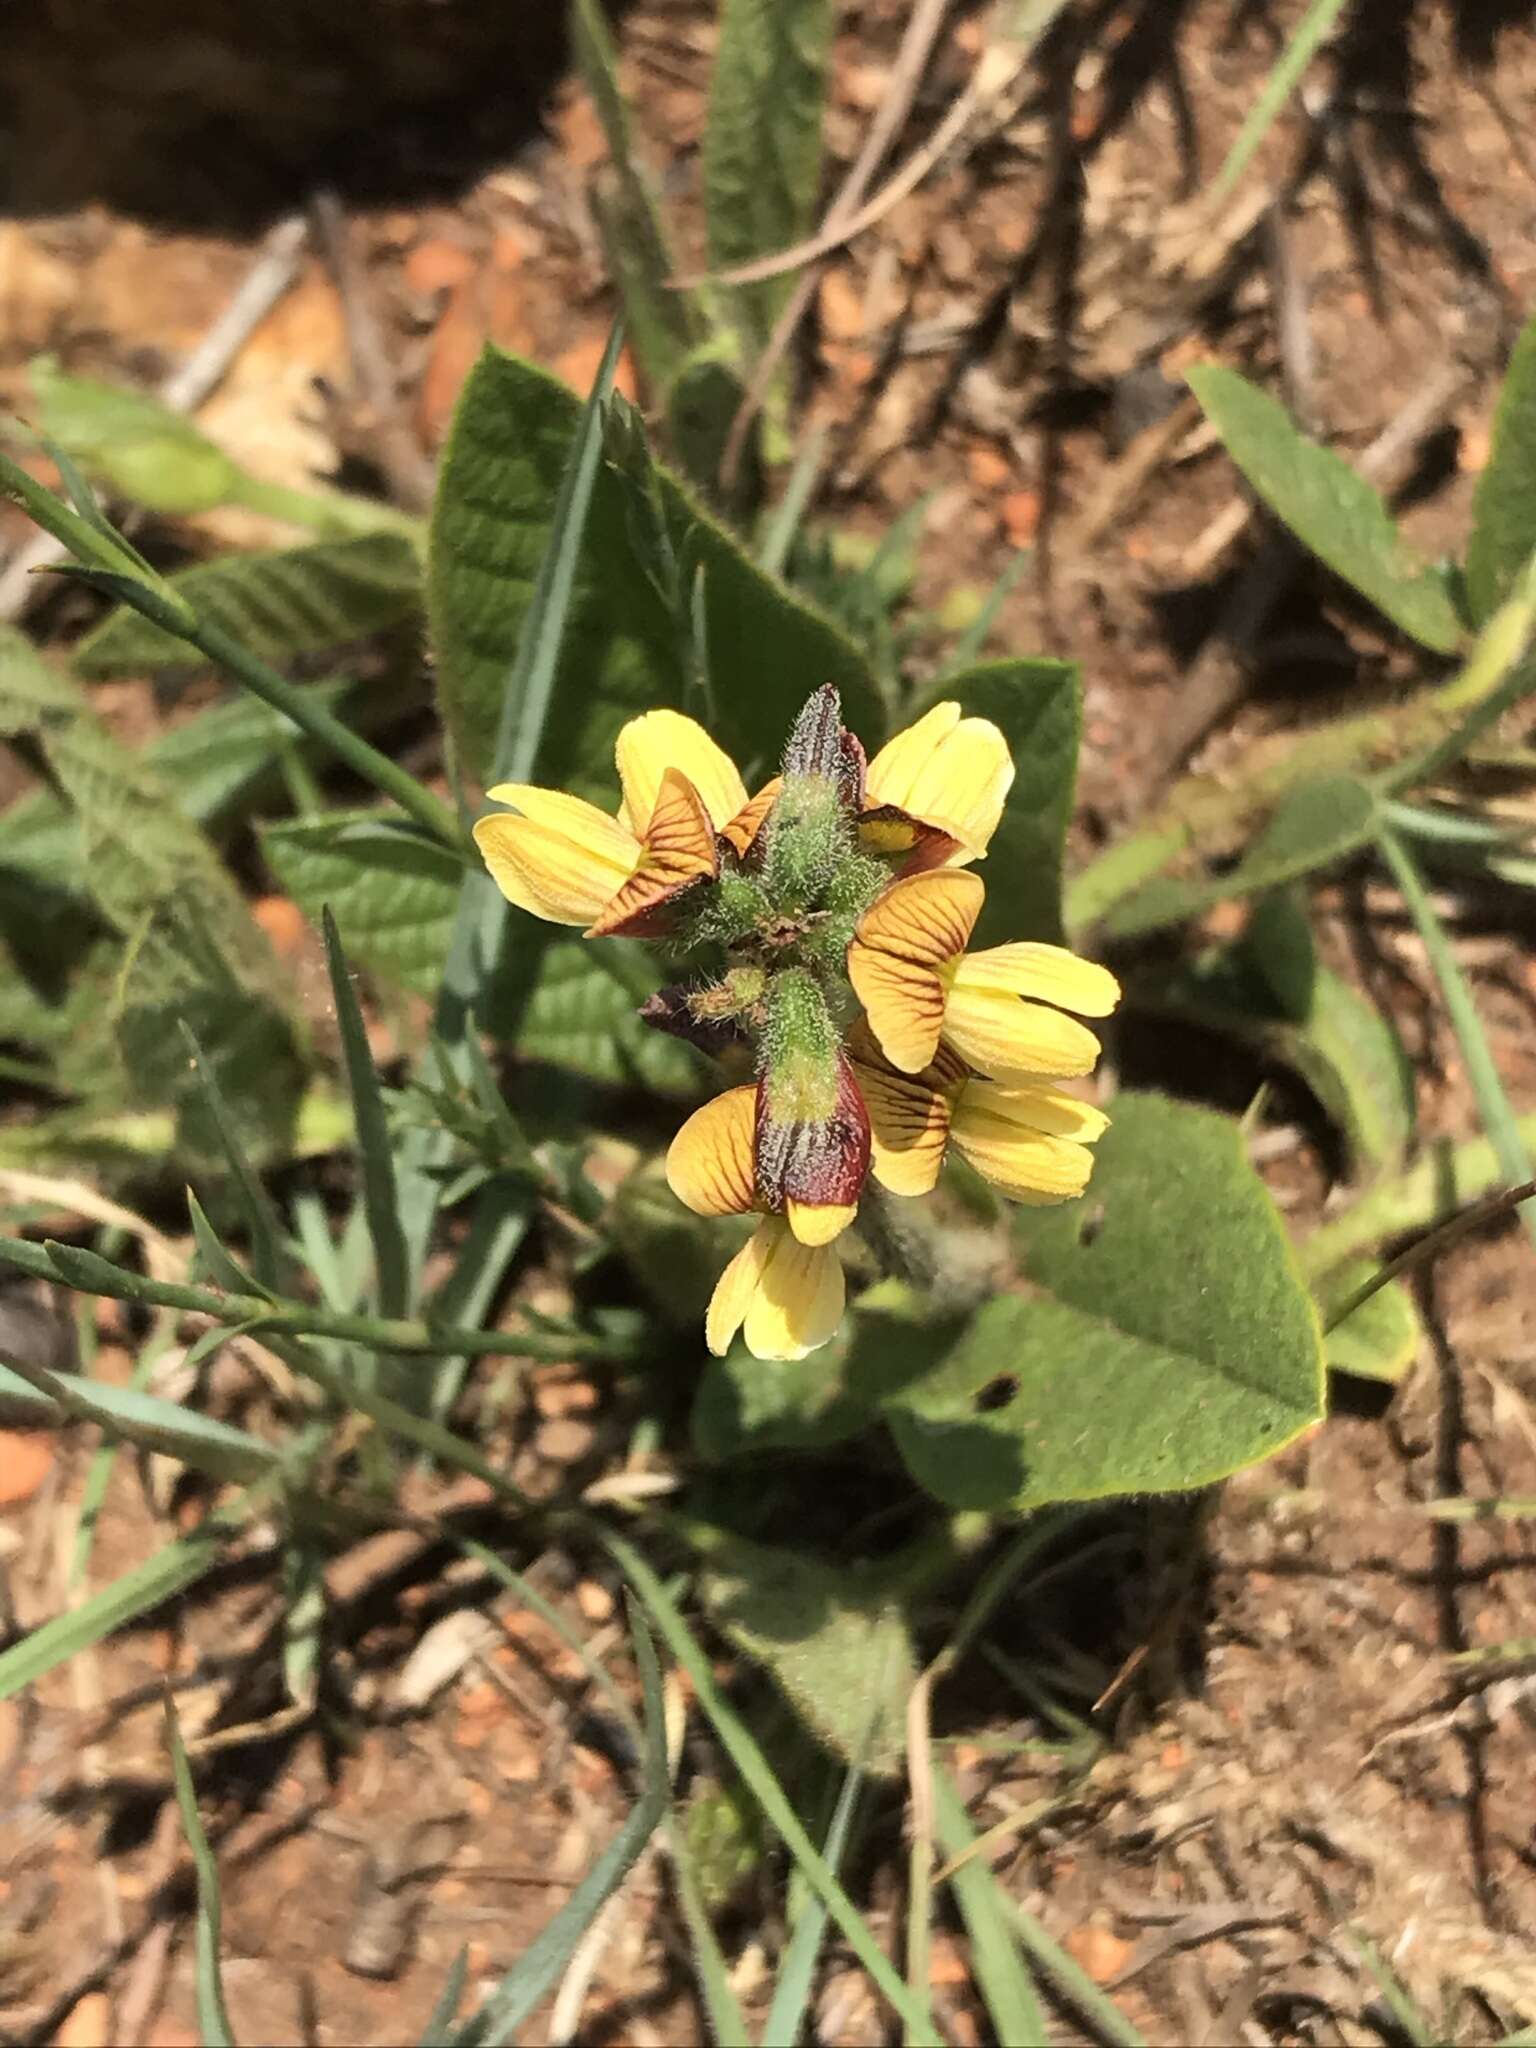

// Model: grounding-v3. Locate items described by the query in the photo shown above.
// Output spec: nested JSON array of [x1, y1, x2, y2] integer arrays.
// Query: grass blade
[[932, 1767, 1046, 2047], [1343, 1927, 1436, 2048], [1376, 827, 1536, 1249], [757, 425, 827, 578], [165, 1693, 238, 2047], [1008, 1898, 1146, 2047], [449, 1604, 669, 2047], [1208, 0, 1350, 206], [322, 906, 409, 1317], [179, 1021, 288, 1291], [420, 1948, 470, 2046], [605, 1529, 941, 2045], [761, 1762, 864, 2047], [0, 1483, 273, 1701], [942, 552, 1031, 676]]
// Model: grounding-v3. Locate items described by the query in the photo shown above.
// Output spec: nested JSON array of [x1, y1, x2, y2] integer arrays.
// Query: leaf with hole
[[871, 1092, 1325, 1513], [1187, 365, 1464, 653]]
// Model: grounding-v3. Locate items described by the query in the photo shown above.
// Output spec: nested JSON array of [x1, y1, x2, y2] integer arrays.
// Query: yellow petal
[[849, 1039, 955, 1196], [856, 869, 983, 967], [586, 767, 720, 937], [742, 1221, 845, 1361], [864, 702, 960, 811], [785, 1197, 857, 1245], [955, 1078, 1109, 1145], [615, 709, 749, 836], [667, 1086, 758, 1218], [474, 792, 638, 927], [941, 980, 1102, 1080], [867, 702, 1014, 859], [847, 943, 946, 1074], [952, 943, 1120, 1017], [706, 1221, 774, 1355], [849, 870, 983, 1073], [950, 1109, 1097, 1205], [721, 776, 782, 860]]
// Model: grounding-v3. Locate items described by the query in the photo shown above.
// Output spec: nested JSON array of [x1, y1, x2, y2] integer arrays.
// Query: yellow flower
[[849, 1023, 1109, 1205], [859, 701, 1014, 867], [848, 869, 1119, 1079], [666, 1085, 846, 1359], [474, 710, 751, 937]]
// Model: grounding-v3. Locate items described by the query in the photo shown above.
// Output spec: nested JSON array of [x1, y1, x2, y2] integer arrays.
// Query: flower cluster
[[474, 686, 1119, 1362]]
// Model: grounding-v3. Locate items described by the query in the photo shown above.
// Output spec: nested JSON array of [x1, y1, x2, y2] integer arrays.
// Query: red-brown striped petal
[[586, 767, 720, 938], [720, 776, 782, 862], [667, 1085, 759, 1218]]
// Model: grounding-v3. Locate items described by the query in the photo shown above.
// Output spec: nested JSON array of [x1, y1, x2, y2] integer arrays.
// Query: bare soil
[[4, 3, 1536, 2042]]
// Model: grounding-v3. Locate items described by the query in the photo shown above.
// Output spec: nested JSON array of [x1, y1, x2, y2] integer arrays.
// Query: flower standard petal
[[864, 702, 961, 811], [667, 1086, 758, 1217], [848, 869, 983, 1073], [586, 767, 720, 938], [615, 709, 749, 835], [474, 788, 639, 927], [706, 1220, 774, 1355], [743, 1220, 845, 1360], [951, 943, 1120, 1016]]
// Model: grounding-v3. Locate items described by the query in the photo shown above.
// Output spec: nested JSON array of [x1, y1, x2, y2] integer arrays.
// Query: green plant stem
[[0, 1233, 633, 1363], [1321, 1175, 1536, 1331], [1066, 576, 1536, 935], [1299, 1114, 1536, 1277], [1376, 826, 1536, 1251]]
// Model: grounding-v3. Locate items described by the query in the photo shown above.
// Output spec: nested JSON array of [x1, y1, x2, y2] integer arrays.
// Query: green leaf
[[1161, 891, 1415, 1175], [1104, 774, 1378, 939], [877, 1093, 1325, 1513], [691, 1316, 881, 1461], [702, 0, 835, 345], [426, 345, 880, 793], [943, 659, 1080, 945], [323, 908, 409, 1318], [507, 934, 703, 1095], [262, 811, 462, 997], [570, 0, 697, 394], [165, 1697, 239, 2048], [5, 1351, 278, 1483], [1314, 1258, 1420, 1384], [698, 1533, 918, 1773], [73, 533, 422, 677], [1187, 366, 1465, 653], [29, 354, 240, 514], [1467, 315, 1536, 625], [611, 1171, 756, 1332]]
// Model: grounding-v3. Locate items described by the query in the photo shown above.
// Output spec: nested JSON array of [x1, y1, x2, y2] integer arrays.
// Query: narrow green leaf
[[0, 1489, 264, 1700], [0, 1347, 278, 1483], [180, 1022, 288, 1291], [187, 1189, 277, 1301], [606, 1530, 941, 2045], [875, 1093, 1326, 1513], [322, 908, 409, 1317], [1207, 0, 1349, 205], [1187, 366, 1464, 652], [570, 0, 696, 393], [761, 1764, 864, 2048], [74, 533, 422, 677], [0, 444, 190, 613], [1009, 1896, 1147, 2048], [1314, 1258, 1421, 1383], [703, 0, 835, 344], [420, 1950, 470, 2047], [1467, 318, 1536, 623], [165, 1695, 238, 2047], [449, 1609, 670, 2047], [1104, 774, 1377, 940], [932, 1769, 1046, 2048]]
